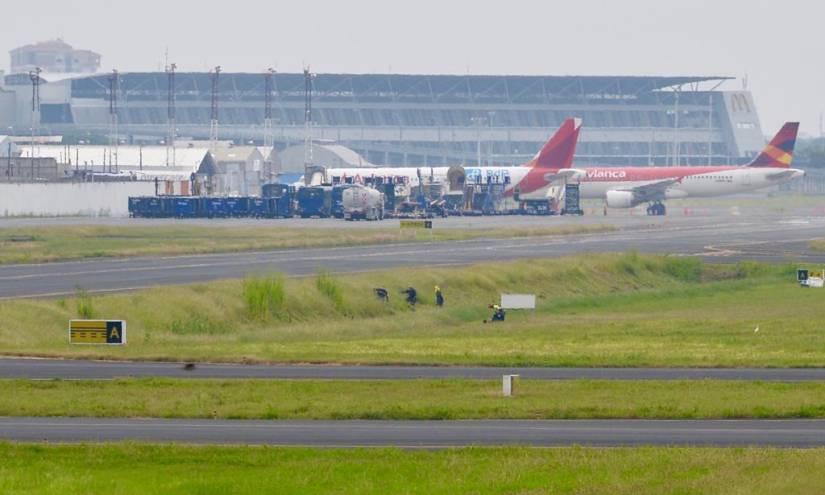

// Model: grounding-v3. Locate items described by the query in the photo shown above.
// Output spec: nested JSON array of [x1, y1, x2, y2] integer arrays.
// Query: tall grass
[[74, 288, 95, 319], [315, 270, 346, 313], [243, 274, 286, 320]]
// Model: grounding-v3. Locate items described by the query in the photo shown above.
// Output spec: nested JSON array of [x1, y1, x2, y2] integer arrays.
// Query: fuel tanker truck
[[342, 185, 385, 221]]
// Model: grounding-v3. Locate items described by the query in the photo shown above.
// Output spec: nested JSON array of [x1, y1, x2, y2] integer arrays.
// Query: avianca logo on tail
[[749, 122, 799, 168], [759, 145, 793, 167], [587, 170, 627, 180]]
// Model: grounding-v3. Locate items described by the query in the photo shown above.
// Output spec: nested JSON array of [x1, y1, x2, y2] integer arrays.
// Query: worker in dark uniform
[[402, 286, 417, 306], [489, 303, 505, 322], [374, 287, 389, 303], [434, 285, 444, 307]]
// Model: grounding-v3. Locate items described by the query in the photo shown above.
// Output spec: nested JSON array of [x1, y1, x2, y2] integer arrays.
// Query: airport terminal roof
[[66, 73, 733, 104]]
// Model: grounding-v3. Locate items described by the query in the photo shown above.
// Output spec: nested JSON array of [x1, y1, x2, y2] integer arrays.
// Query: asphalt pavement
[[5, 358, 825, 381], [1, 215, 824, 298], [2, 417, 824, 447]]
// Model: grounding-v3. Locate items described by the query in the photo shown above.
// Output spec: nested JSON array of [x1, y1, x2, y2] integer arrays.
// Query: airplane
[[558, 122, 805, 215], [306, 120, 803, 216]]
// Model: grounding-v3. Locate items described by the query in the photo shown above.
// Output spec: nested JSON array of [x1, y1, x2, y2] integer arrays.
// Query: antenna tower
[[108, 69, 120, 173], [264, 68, 275, 149], [209, 66, 221, 149], [303, 67, 316, 171], [165, 63, 177, 166], [28, 67, 42, 161]]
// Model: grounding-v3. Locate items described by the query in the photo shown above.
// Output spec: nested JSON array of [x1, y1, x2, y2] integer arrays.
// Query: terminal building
[[0, 71, 766, 167]]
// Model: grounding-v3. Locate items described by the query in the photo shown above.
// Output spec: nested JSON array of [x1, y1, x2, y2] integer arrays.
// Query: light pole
[[487, 111, 496, 166], [470, 115, 486, 168]]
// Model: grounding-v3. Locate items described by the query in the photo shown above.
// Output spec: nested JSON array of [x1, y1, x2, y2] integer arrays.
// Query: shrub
[[243, 274, 286, 320], [663, 257, 703, 283], [616, 251, 643, 276]]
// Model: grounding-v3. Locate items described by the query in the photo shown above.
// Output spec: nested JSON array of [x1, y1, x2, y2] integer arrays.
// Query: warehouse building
[[0, 72, 765, 167]]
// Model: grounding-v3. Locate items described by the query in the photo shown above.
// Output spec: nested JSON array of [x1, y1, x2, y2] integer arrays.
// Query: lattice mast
[[28, 67, 41, 161], [108, 69, 119, 173], [209, 66, 221, 150], [264, 68, 275, 149], [165, 63, 177, 166]]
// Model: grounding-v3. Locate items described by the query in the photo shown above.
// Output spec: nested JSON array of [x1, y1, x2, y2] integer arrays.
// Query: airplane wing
[[611, 177, 683, 202]]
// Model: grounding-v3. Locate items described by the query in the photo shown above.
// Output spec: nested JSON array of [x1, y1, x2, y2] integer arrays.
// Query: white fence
[[0, 182, 155, 217]]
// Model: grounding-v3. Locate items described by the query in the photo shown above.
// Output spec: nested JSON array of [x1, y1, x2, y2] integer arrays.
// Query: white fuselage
[[320, 165, 804, 204]]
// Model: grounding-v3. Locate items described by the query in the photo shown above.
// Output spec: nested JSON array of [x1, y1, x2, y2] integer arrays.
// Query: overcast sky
[[2, 0, 821, 136]]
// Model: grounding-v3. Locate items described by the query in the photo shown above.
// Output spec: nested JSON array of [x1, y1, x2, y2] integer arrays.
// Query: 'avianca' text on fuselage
[[586, 169, 627, 180]]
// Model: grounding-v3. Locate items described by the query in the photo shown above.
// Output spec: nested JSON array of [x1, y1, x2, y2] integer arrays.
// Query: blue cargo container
[[224, 197, 250, 217], [167, 197, 201, 218], [203, 197, 252, 218], [128, 196, 166, 218], [296, 186, 331, 218], [202, 197, 226, 218], [248, 197, 272, 218]]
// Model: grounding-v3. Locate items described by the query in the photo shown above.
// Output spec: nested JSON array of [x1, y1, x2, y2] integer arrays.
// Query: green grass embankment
[[1, 444, 824, 495], [0, 253, 814, 367]]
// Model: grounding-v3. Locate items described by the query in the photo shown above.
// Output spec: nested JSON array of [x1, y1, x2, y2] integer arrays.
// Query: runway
[[2, 417, 824, 447], [0, 215, 823, 298], [5, 357, 825, 381]]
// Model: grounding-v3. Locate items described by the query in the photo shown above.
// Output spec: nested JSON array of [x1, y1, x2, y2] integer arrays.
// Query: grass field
[[4, 378, 825, 420], [0, 253, 816, 367], [810, 239, 825, 252], [0, 223, 614, 264], [1, 443, 824, 495]]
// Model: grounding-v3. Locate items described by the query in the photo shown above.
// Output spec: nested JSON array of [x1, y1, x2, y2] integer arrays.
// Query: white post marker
[[502, 374, 519, 397]]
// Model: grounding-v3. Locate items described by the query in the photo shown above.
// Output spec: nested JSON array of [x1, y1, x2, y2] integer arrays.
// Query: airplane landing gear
[[646, 201, 667, 216]]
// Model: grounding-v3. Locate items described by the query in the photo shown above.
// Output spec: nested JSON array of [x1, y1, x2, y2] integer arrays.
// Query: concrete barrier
[[0, 182, 155, 217]]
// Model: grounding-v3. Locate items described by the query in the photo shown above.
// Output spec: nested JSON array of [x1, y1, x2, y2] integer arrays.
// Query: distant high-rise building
[[9, 39, 100, 75]]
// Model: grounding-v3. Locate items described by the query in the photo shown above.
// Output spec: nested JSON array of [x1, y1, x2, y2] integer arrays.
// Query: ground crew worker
[[374, 287, 389, 302], [489, 303, 505, 322], [434, 286, 444, 307], [402, 286, 417, 306]]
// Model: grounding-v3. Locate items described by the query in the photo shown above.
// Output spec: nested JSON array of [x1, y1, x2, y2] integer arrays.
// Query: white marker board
[[500, 294, 536, 310]]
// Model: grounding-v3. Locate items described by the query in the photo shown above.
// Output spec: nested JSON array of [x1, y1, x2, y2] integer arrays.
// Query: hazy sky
[[2, 0, 822, 136]]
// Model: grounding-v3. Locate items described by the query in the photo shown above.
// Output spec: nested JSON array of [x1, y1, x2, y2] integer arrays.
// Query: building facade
[[0, 72, 766, 167]]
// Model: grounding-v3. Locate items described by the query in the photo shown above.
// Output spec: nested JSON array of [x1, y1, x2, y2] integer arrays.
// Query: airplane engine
[[605, 190, 637, 208]]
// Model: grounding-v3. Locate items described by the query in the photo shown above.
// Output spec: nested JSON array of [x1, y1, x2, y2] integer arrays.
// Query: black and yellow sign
[[400, 220, 433, 229], [69, 320, 126, 345]]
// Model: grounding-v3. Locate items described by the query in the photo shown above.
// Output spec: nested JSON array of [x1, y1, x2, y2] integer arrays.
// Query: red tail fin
[[529, 118, 582, 169], [748, 122, 799, 168]]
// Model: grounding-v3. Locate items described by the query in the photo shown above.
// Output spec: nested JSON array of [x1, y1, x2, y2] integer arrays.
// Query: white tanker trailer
[[343, 185, 385, 221]]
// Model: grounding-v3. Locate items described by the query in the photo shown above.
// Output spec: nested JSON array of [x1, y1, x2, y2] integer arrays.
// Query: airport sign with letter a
[[69, 320, 126, 345]]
